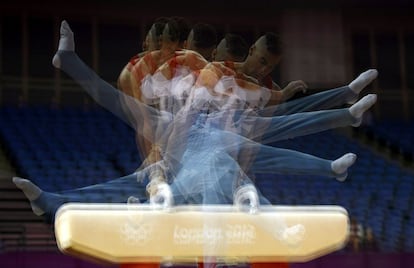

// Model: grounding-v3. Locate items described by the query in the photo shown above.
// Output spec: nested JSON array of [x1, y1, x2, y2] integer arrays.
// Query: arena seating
[[357, 119, 414, 161], [0, 105, 140, 192]]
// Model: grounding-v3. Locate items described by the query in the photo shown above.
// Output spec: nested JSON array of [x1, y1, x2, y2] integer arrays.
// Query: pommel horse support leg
[[54, 203, 349, 267]]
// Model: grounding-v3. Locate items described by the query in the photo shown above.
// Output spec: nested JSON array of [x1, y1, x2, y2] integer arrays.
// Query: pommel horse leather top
[[54, 204, 349, 264]]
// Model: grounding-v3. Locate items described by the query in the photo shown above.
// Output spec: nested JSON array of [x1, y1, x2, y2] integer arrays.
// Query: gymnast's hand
[[281, 80, 308, 101], [141, 145, 163, 168]]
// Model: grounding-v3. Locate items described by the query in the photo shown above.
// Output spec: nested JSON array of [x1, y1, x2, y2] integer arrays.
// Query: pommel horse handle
[[55, 203, 349, 267]]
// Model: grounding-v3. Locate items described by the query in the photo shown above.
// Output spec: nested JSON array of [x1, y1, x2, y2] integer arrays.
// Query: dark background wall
[[1, 0, 414, 117]]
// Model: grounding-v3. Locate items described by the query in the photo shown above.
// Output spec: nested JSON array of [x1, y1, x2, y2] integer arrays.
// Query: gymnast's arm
[[266, 80, 307, 106], [128, 52, 169, 176]]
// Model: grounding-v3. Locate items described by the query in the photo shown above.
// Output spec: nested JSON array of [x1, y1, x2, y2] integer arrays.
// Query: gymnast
[[184, 22, 217, 61], [117, 17, 193, 187], [13, 20, 378, 225], [211, 32, 377, 113], [211, 33, 249, 62], [145, 44, 377, 183], [117, 17, 169, 97], [117, 17, 170, 172]]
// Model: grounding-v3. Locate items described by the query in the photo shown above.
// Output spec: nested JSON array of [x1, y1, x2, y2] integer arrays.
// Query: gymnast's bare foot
[[331, 153, 357, 182], [52, 20, 75, 68]]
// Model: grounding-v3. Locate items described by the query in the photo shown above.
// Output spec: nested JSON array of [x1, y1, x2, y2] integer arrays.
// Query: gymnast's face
[[161, 23, 180, 48], [212, 38, 228, 61], [142, 34, 149, 51], [185, 30, 195, 50], [161, 24, 171, 45], [146, 25, 161, 51], [245, 37, 281, 80]]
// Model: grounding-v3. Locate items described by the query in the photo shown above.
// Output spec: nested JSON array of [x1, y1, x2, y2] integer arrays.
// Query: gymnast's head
[[212, 33, 248, 62], [144, 17, 169, 51], [161, 17, 191, 50], [243, 32, 283, 80], [185, 23, 217, 61]]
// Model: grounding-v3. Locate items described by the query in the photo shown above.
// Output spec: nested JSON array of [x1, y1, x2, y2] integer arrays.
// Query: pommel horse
[[54, 184, 349, 268]]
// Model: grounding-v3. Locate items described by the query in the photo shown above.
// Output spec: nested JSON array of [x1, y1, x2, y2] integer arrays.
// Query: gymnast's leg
[[250, 94, 377, 144], [52, 20, 161, 140], [221, 131, 356, 181], [262, 69, 378, 116], [249, 145, 356, 181], [12, 173, 149, 223]]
